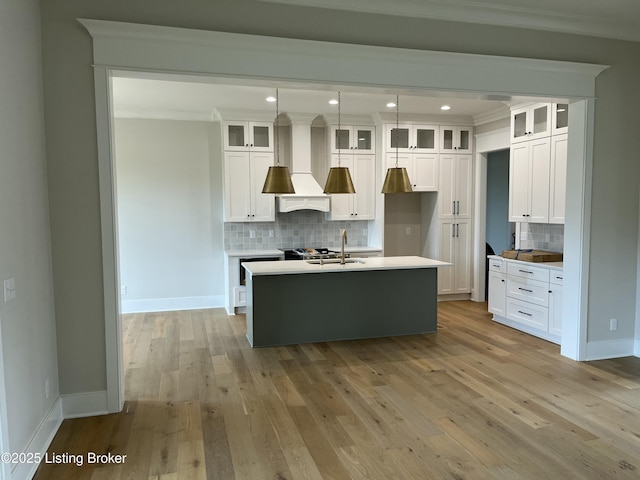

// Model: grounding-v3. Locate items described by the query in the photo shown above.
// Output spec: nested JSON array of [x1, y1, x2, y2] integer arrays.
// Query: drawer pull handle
[[517, 310, 532, 317], [556, 276, 563, 280], [518, 287, 533, 293], [519, 270, 534, 274]]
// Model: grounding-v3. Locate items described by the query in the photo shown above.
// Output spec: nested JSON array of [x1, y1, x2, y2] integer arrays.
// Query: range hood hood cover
[[277, 117, 330, 213]]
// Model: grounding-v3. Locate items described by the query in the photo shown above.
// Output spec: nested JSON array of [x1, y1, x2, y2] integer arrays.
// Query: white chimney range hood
[[277, 113, 330, 213]]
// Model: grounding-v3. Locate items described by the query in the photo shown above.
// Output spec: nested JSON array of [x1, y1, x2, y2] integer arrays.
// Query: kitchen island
[[243, 256, 450, 347]]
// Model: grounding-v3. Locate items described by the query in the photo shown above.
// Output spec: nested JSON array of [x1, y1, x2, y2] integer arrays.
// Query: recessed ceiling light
[[386, 102, 397, 108], [329, 99, 339, 105], [440, 105, 451, 111], [266, 96, 277, 103]]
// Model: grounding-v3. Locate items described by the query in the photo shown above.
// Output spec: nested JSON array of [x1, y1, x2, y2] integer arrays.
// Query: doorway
[[84, 21, 601, 412]]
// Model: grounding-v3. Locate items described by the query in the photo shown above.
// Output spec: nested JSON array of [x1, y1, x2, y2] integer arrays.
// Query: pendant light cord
[[395, 94, 399, 168], [337, 91, 342, 168], [275, 88, 280, 167]]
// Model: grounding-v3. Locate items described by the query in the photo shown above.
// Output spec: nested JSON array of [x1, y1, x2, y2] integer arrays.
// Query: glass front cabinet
[[386, 124, 439, 153], [329, 125, 375, 154], [511, 103, 552, 143], [223, 121, 274, 152], [440, 126, 473, 154]]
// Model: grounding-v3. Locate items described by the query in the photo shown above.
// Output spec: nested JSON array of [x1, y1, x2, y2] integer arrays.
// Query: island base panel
[[246, 268, 437, 347]]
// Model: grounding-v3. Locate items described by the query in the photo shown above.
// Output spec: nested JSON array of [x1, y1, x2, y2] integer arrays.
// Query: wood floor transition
[[34, 300, 640, 479]]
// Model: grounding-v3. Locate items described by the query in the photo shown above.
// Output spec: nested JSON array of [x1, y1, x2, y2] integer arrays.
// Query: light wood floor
[[35, 301, 640, 479]]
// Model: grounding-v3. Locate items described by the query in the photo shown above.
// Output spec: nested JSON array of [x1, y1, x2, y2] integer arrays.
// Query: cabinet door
[[249, 122, 274, 152], [548, 283, 563, 337], [453, 221, 471, 293], [438, 154, 456, 218], [223, 122, 249, 151], [412, 154, 438, 191], [511, 104, 551, 143], [387, 125, 412, 152], [552, 103, 569, 135], [327, 154, 355, 220], [549, 134, 567, 224], [353, 126, 375, 154], [437, 221, 456, 295], [353, 155, 375, 219], [412, 125, 439, 153], [441, 126, 472, 154], [330, 126, 353, 153], [224, 151, 252, 221], [386, 153, 413, 185], [509, 143, 531, 222], [528, 137, 551, 223], [454, 155, 472, 218], [249, 152, 275, 221], [488, 271, 506, 316]]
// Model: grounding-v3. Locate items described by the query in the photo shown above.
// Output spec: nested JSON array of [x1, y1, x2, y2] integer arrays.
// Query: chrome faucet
[[340, 229, 348, 264]]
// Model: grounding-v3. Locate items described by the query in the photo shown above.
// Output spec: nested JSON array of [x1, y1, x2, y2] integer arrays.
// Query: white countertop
[[243, 255, 451, 276], [488, 254, 563, 270]]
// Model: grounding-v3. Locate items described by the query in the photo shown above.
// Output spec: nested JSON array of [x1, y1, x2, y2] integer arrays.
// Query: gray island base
[[243, 256, 449, 347]]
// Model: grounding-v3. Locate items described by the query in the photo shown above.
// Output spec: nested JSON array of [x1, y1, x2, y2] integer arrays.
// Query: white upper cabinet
[[549, 134, 568, 224], [223, 121, 274, 152], [552, 103, 569, 136], [329, 125, 375, 154], [509, 137, 551, 223], [223, 151, 275, 222], [326, 154, 375, 220], [386, 124, 439, 153], [440, 126, 473, 154], [386, 153, 438, 192], [511, 103, 552, 143]]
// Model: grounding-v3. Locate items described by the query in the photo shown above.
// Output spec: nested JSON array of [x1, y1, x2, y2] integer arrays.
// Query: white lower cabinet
[[488, 271, 506, 316], [548, 271, 564, 337], [438, 220, 471, 295], [487, 256, 562, 344]]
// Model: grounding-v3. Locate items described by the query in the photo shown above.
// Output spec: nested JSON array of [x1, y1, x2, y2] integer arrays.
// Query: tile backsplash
[[224, 210, 369, 251], [519, 223, 564, 252]]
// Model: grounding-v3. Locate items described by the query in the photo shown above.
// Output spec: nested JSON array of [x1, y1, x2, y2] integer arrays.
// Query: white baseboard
[[61, 391, 108, 419], [11, 398, 63, 480], [121, 295, 224, 314], [585, 338, 635, 361]]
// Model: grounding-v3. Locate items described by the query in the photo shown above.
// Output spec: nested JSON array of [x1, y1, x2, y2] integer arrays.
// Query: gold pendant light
[[262, 88, 295, 194], [324, 92, 356, 194], [382, 94, 413, 194]]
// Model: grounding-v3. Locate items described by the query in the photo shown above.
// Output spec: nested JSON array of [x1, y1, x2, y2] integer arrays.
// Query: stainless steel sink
[[306, 258, 366, 265]]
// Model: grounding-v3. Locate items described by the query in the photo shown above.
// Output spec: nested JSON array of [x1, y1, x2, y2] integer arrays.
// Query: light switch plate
[[4, 277, 16, 302]]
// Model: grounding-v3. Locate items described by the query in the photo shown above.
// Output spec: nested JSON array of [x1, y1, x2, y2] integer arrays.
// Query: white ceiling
[[112, 74, 518, 123], [259, 0, 640, 42]]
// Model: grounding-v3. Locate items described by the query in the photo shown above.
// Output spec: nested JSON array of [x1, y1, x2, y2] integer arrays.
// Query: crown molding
[[114, 108, 215, 122], [473, 105, 510, 126], [258, 0, 640, 43]]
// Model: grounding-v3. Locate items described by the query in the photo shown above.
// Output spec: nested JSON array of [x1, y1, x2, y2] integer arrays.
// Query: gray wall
[[40, 0, 640, 395], [0, 0, 60, 456], [114, 118, 225, 311], [486, 149, 511, 254]]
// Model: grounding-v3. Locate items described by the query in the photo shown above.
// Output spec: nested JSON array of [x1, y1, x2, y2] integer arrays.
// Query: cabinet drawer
[[488, 258, 504, 273], [507, 262, 550, 282], [506, 298, 549, 331], [507, 276, 549, 307], [550, 271, 564, 285]]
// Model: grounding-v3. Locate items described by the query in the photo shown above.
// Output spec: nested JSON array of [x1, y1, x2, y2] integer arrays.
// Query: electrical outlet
[[609, 318, 617, 331], [121, 285, 127, 296], [269, 230, 274, 238], [520, 232, 527, 241], [3, 277, 15, 302], [362, 229, 368, 236], [45, 378, 50, 399], [249, 230, 256, 239], [406, 227, 412, 235]]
